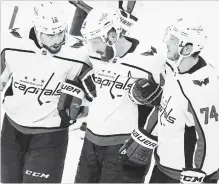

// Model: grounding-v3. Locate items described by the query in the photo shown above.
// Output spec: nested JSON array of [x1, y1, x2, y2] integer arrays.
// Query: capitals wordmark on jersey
[[92, 69, 134, 99]]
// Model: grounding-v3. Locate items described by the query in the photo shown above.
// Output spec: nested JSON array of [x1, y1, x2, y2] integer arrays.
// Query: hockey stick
[[69, 122, 87, 132], [8, 5, 22, 38], [9, 5, 19, 29], [69, 1, 92, 14], [69, 127, 81, 132]]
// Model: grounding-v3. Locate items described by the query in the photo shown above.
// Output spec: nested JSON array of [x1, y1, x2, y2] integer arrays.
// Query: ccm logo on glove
[[180, 169, 206, 183]]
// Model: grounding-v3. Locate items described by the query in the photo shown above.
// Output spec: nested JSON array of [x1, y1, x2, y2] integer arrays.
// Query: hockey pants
[[74, 137, 147, 183], [1, 114, 68, 183]]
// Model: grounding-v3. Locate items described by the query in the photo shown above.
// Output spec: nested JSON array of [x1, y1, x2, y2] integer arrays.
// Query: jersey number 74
[[200, 105, 218, 124]]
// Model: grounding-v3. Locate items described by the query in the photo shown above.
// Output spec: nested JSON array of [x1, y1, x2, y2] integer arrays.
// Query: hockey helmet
[[33, 2, 68, 47], [163, 18, 207, 66], [81, 7, 122, 47]]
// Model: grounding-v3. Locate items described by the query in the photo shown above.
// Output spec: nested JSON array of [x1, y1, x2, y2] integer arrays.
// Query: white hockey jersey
[[1, 30, 90, 130], [85, 38, 165, 146], [154, 57, 219, 179]]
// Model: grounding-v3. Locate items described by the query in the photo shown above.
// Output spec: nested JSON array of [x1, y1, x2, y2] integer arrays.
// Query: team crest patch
[[193, 77, 209, 86], [141, 46, 157, 56]]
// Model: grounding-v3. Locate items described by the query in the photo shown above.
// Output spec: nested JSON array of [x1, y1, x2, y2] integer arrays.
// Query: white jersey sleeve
[[180, 65, 219, 175], [124, 50, 166, 85], [1, 32, 14, 90], [63, 46, 91, 81]]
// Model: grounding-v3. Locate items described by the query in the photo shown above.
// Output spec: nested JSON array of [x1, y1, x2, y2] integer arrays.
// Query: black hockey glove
[[128, 78, 163, 107], [57, 81, 85, 128], [119, 128, 157, 168], [79, 67, 97, 101]]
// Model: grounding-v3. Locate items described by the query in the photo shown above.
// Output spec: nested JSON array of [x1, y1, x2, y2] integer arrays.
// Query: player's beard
[[167, 49, 180, 61], [42, 43, 62, 54], [173, 53, 180, 61], [96, 45, 114, 62]]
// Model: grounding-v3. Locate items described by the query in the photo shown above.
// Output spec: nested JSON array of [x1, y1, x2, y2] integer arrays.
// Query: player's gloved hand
[[77, 106, 89, 119], [128, 78, 163, 107], [119, 128, 157, 167], [180, 169, 206, 184], [79, 67, 97, 101], [57, 82, 85, 128]]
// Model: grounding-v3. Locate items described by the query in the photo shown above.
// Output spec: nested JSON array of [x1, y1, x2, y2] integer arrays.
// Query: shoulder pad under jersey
[[122, 51, 166, 84]]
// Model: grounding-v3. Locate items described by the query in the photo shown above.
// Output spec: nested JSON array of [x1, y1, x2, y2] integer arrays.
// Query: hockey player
[[68, 1, 139, 48], [119, 18, 219, 183], [1, 2, 90, 183], [74, 7, 164, 183]]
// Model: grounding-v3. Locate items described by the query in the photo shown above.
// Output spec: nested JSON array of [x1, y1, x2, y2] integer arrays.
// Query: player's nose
[[52, 36, 63, 45]]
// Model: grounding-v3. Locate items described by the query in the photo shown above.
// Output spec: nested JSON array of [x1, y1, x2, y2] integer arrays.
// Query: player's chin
[[166, 52, 174, 61], [49, 46, 62, 54]]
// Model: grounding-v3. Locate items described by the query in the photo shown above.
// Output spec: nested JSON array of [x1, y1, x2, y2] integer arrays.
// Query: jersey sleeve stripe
[[2, 48, 35, 54], [144, 107, 159, 134], [89, 55, 101, 61], [1, 48, 35, 74], [187, 103, 206, 169], [121, 63, 153, 76], [177, 80, 206, 170], [166, 62, 174, 72], [53, 55, 90, 67], [3, 77, 14, 103]]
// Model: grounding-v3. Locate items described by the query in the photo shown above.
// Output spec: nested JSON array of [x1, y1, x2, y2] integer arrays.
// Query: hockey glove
[[180, 169, 206, 184], [58, 82, 85, 128], [79, 67, 97, 101], [128, 78, 163, 107], [119, 128, 157, 168]]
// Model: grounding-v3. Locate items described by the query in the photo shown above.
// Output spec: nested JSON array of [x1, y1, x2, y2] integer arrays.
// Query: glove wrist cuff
[[131, 129, 157, 149], [61, 82, 85, 99]]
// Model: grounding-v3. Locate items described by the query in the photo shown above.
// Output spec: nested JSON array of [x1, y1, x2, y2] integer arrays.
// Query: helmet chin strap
[[174, 44, 193, 74], [104, 35, 119, 63], [108, 44, 117, 63]]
